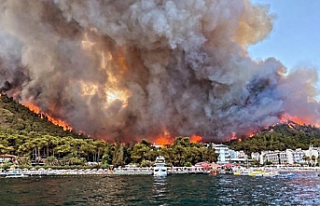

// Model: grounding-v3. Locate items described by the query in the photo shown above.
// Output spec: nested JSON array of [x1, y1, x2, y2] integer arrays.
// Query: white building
[[290, 148, 305, 164], [304, 146, 319, 164], [251, 152, 260, 161], [211, 144, 247, 164], [259, 146, 319, 165], [212, 144, 230, 164]]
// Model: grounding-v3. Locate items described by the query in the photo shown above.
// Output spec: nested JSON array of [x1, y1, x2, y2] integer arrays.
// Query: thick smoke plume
[[0, 0, 319, 142]]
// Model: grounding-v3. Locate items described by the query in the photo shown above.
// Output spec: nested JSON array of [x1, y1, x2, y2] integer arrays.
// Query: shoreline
[[0, 166, 319, 178]]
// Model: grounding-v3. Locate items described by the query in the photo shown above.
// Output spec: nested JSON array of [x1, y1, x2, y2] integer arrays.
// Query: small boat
[[233, 167, 250, 176], [262, 171, 279, 177], [153, 156, 167, 177], [278, 173, 295, 178], [5, 174, 29, 178], [249, 170, 263, 177]]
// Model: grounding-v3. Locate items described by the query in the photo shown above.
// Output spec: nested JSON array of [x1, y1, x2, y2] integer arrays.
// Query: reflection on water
[[153, 177, 168, 199], [0, 173, 319, 205]]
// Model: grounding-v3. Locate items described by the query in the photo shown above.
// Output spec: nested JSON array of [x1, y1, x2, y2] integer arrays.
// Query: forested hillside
[[0, 95, 85, 138], [0, 95, 217, 167], [229, 121, 320, 154]]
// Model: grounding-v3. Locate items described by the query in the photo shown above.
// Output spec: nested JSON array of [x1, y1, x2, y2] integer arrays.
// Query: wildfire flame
[[155, 131, 174, 146], [280, 114, 320, 128], [22, 101, 72, 131], [190, 134, 202, 143], [80, 30, 130, 109]]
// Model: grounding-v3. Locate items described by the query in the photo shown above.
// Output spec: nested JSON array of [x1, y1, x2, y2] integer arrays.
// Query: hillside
[[228, 121, 320, 154], [0, 94, 123, 168], [0, 94, 86, 139], [0, 95, 218, 167]]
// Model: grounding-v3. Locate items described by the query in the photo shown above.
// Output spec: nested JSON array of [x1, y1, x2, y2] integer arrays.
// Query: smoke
[[0, 0, 319, 141]]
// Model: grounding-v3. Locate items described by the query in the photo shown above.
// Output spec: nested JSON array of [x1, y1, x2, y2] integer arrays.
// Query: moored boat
[[262, 171, 279, 177], [153, 156, 167, 177], [278, 173, 295, 178], [249, 170, 263, 177], [5, 173, 29, 178]]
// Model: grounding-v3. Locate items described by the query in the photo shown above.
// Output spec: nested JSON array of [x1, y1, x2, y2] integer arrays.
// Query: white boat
[[262, 170, 279, 177], [153, 156, 167, 177], [5, 173, 29, 178]]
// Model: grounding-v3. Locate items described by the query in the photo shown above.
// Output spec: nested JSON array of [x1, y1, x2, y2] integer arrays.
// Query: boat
[[153, 156, 167, 177], [249, 170, 263, 177], [5, 173, 29, 178], [278, 173, 295, 178], [262, 171, 279, 177]]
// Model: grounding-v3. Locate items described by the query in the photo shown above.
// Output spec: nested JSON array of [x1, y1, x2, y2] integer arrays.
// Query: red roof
[[0, 154, 16, 158]]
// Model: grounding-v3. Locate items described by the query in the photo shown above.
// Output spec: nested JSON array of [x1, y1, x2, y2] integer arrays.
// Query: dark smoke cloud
[[0, 0, 319, 141]]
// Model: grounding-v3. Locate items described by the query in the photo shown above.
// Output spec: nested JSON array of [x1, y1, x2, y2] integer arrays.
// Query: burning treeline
[[0, 0, 319, 142]]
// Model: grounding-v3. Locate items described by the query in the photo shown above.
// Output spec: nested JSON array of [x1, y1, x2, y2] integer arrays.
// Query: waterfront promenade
[[0, 166, 319, 177]]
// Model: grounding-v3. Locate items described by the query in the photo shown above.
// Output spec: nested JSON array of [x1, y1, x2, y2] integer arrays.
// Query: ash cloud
[[0, 0, 319, 141]]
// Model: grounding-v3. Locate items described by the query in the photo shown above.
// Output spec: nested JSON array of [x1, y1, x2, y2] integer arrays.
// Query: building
[[251, 152, 260, 161], [260, 151, 280, 165], [304, 146, 319, 164], [212, 144, 231, 164], [259, 146, 319, 165], [211, 144, 247, 164], [290, 148, 305, 164], [0, 154, 16, 164]]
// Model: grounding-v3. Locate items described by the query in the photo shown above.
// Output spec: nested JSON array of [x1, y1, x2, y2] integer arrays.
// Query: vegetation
[[228, 122, 320, 155], [0, 95, 218, 168], [4, 94, 320, 168]]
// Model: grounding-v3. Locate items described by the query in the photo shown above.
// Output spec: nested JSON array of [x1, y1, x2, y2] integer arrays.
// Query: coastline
[[1, 166, 319, 178]]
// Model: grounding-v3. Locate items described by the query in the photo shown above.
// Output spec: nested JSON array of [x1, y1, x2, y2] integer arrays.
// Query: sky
[[249, 0, 320, 72]]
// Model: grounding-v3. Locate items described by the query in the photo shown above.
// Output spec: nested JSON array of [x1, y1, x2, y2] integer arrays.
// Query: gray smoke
[[0, 0, 319, 142]]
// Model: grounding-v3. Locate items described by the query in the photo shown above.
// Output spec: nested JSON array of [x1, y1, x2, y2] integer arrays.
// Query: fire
[[280, 114, 320, 127], [26, 102, 41, 114], [22, 101, 72, 131], [155, 131, 174, 146], [80, 30, 131, 109], [190, 134, 202, 143]]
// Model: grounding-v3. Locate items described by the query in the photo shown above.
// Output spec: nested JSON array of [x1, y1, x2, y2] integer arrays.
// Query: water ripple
[[0, 173, 319, 205]]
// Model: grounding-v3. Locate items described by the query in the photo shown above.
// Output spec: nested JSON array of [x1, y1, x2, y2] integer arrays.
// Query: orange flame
[[190, 135, 202, 143], [23, 102, 72, 131], [155, 131, 174, 146], [280, 114, 320, 127]]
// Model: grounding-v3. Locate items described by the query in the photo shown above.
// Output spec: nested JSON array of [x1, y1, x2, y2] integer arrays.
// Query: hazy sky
[[249, 0, 320, 71]]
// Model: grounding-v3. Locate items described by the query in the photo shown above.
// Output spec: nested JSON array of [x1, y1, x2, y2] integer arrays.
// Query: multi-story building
[[259, 146, 319, 165], [212, 144, 231, 164], [260, 151, 280, 165], [290, 148, 305, 164], [211, 144, 247, 164], [251, 152, 260, 161]]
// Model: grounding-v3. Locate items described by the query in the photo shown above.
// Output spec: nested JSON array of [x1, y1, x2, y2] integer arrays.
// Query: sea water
[[0, 173, 319, 205]]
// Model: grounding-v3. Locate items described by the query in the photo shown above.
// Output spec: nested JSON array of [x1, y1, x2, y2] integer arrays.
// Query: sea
[[0, 173, 320, 206]]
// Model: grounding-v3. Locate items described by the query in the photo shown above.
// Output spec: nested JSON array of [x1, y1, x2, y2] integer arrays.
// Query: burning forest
[[0, 0, 319, 143]]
